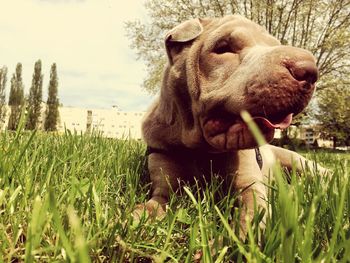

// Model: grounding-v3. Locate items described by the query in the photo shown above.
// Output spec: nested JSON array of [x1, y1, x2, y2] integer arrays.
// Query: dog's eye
[[213, 40, 234, 54]]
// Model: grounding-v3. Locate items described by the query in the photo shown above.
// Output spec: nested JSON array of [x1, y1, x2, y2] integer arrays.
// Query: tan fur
[[136, 15, 324, 235]]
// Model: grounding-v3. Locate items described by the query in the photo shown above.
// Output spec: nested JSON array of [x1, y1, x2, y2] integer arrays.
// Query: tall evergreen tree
[[8, 63, 25, 131], [0, 66, 7, 128], [26, 60, 43, 130], [44, 63, 59, 131]]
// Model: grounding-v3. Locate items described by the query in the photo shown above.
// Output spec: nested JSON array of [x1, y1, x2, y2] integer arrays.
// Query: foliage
[[0, 66, 7, 128], [26, 60, 43, 130], [126, 0, 350, 94], [0, 126, 349, 261], [8, 63, 25, 131], [44, 63, 60, 131], [314, 79, 350, 147]]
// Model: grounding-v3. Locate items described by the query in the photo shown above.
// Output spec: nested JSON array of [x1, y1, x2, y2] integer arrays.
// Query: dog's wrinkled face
[[164, 15, 318, 152]]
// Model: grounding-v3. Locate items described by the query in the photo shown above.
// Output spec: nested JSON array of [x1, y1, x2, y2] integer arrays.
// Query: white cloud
[[0, 0, 154, 111]]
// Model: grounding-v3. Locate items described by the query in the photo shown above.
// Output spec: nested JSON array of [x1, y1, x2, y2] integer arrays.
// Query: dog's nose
[[287, 60, 319, 84]]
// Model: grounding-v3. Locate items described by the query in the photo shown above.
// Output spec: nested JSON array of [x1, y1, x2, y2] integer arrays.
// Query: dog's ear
[[165, 19, 203, 64]]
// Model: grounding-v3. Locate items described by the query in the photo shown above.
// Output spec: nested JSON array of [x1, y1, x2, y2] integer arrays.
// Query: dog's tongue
[[253, 113, 293, 129]]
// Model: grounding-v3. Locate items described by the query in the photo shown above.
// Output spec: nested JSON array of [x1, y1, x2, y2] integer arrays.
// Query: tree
[[26, 60, 43, 130], [0, 66, 7, 129], [8, 63, 25, 131], [126, 0, 350, 94], [44, 63, 60, 131], [314, 80, 350, 148]]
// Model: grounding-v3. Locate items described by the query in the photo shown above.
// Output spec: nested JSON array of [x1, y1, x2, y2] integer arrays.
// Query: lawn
[[0, 128, 349, 262]]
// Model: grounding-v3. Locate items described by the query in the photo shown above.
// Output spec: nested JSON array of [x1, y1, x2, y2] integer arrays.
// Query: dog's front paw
[[310, 164, 332, 178], [132, 199, 166, 223], [319, 166, 332, 176]]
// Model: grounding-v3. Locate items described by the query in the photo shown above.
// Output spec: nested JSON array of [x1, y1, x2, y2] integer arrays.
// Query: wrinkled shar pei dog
[[135, 15, 324, 234]]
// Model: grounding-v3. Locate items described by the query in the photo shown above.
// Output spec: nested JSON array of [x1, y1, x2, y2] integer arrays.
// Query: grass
[[0, 126, 349, 262]]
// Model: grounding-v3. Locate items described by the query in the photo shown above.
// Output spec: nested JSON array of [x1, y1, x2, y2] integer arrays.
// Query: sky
[[0, 0, 155, 111]]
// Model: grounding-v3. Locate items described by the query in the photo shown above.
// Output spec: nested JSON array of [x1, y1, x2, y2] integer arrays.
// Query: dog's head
[[148, 15, 318, 152]]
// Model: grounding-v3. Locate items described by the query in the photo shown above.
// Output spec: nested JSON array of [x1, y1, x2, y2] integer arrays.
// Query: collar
[[146, 146, 263, 170]]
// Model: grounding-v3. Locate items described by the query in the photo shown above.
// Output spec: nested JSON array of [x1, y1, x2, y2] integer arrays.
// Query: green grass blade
[[214, 206, 250, 260], [48, 190, 75, 261], [67, 206, 91, 263]]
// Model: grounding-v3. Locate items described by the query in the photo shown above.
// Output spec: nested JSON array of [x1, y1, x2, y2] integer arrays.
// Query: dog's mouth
[[202, 112, 293, 151], [253, 113, 293, 130]]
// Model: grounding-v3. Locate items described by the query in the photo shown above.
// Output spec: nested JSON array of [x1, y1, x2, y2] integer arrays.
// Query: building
[[57, 106, 145, 140], [0, 105, 146, 140], [274, 124, 333, 148], [298, 125, 333, 148]]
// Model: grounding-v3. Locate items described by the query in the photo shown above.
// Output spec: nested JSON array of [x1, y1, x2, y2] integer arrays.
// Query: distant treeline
[[0, 60, 59, 131]]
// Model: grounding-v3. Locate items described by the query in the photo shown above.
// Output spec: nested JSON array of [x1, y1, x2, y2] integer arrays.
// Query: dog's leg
[[232, 149, 267, 238], [266, 144, 329, 175], [133, 152, 196, 220]]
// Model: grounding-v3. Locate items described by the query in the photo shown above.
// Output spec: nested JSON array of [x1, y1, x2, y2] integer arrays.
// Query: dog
[[135, 15, 324, 234]]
